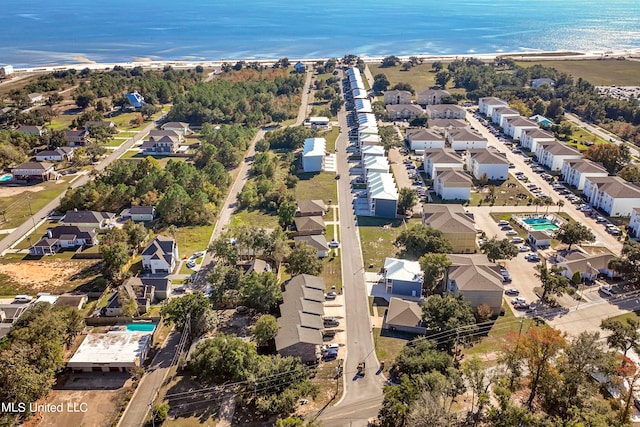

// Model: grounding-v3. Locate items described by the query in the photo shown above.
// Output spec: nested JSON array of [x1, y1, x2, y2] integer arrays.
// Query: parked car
[[186, 260, 196, 268], [328, 240, 340, 248], [596, 216, 607, 223], [501, 225, 513, 231], [506, 230, 518, 236], [322, 344, 339, 352], [526, 253, 540, 262], [324, 292, 337, 300], [498, 220, 509, 226], [514, 302, 531, 310], [505, 288, 520, 296], [519, 245, 530, 252], [511, 237, 524, 244], [511, 297, 526, 305], [599, 285, 614, 297]]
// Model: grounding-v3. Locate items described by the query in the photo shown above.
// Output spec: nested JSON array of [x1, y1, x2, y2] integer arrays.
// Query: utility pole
[[26, 194, 36, 230]]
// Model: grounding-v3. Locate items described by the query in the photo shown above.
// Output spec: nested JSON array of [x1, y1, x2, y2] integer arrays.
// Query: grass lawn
[[321, 253, 342, 293], [358, 217, 420, 271], [0, 178, 72, 231], [230, 208, 279, 229], [564, 124, 609, 149], [515, 59, 640, 86], [163, 415, 218, 427], [104, 137, 127, 147], [373, 327, 411, 364], [157, 224, 215, 258], [307, 359, 343, 415], [469, 176, 532, 206], [294, 171, 337, 205], [604, 311, 639, 324], [320, 126, 339, 152], [13, 219, 58, 250], [463, 305, 541, 361], [368, 62, 466, 96]]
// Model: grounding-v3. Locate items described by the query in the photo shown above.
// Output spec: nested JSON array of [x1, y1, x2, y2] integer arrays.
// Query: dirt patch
[[216, 309, 258, 338], [0, 185, 45, 198], [0, 260, 101, 292]]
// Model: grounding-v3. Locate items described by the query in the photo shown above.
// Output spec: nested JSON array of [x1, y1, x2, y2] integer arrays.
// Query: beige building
[[384, 89, 412, 105], [445, 254, 504, 314], [422, 204, 476, 253]]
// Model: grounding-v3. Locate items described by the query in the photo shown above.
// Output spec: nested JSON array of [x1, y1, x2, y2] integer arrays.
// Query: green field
[[368, 62, 465, 96], [230, 208, 279, 229], [294, 171, 337, 205], [358, 217, 420, 271], [468, 176, 533, 206], [516, 59, 640, 86], [156, 224, 215, 259]]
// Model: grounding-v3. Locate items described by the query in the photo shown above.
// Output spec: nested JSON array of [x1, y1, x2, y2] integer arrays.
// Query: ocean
[[2, 0, 640, 67]]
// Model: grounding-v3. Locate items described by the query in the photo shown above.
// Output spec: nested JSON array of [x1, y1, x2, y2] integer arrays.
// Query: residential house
[[520, 128, 555, 152], [35, 147, 74, 162], [296, 200, 327, 217], [359, 133, 381, 147], [478, 97, 508, 116], [307, 116, 330, 129], [535, 141, 582, 171], [125, 91, 145, 108], [67, 331, 152, 372], [84, 120, 115, 130], [46, 225, 98, 248], [140, 135, 180, 154], [148, 129, 184, 142], [425, 104, 466, 120], [27, 93, 44, 105], [360, 145, 385, 158], [63, 210, 115, 229], [382, 298, 427, 335], [491, 107, 519, 128], [351, 88, 368, 100], [583, 176, 640, 217], [527, 230, 551, 249], [557, 251, 617, 281], [275, 274, 325, 364], [531, 78, 555, 88], [53, 294, 89, 310], [417, 89, 450, 106], [502, 116, 539, 140], [120, 206, 156, 222], [423, 148, 463, 178], [302, 137, 326, 172], [30, 238, 60, 256], [561, 158, 608, 190], [17, 125, 46, 137], [386, 104, 424, 120], [384, 89, 412, 105], [141, 236, 179, 274], [406, 128, 445, 153], [433, 168, 472, 201], [65, 129, 90, 146], [12, 161, 56, 181], [630, 208, 640, 238], [0, 302, 32, 339], [104, 278, 155, 316], [355, 98, 372, 114], [465, 149, 510, 180], [445, 254, 504, 314], [429, 118, 468, 129], [383, 257, 423, 297], [294, 61, 306, 73], [446, 127, 488, 151], [247, 259, 272, 275], [366, 171, 398, 218], [422, 204, 476, 253], [350, 77, 365, 91], [161, 122, 190, 135], [363, 154, 390, 175], [294, 235, 330, 258], [293, 216, 326, 236]]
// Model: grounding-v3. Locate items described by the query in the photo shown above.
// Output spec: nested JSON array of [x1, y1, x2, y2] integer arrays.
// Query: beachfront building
[[433, 168, 472, 201], [561, 158, 608, 190], [535, 141, 582, 171], [384, 89, 412, 105], [302, 137, 326, 172], [446, 127, 488, 151], [417, 89, 450, 106], [465, 149, 510, 181], [406, 128, 446, 153], [422, 204, 476, 253], [423, 148, 463, 178], [478, 97, 508, 116], [583, 176, 640, 217], [520, 128, 555, 152]]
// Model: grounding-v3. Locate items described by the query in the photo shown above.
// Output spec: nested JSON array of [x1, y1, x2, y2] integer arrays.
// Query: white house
[[360, 145, 385, 159], [12, 161, 56, 181], [27, 93, 45, 105], [434, 168, 472, 200], [465, 149, 510, 180], [383, 258, 423, 297], [535, 141, 582, 171], [557, 251, 617, 281], [355, 98, 372, 114], [384, 90, 412, 105], [527, 230, 552, 249], [423, 148, 463, 178], [629, 208, 640, 238], [406, 128, 445, 153], [141, 236, 179, 274], [417, 89, 450, 105], [366, 172, 398, 218], [446, 127, 488, 151], [358, 113, 377, 126], [425, 104, 466, 120], [583, 176, 640, 217], [502, 116, 539, 140], [307, 116, 330, 129], [491, 107, 519, 127], [0, 65, 14, 78], [561, 158, 608, 190], [120, 206, 156, 222], [359, 133, 381, 147], [363, 154, 390, 175], [478, 97, 508, 116], [161, 122, 190, 135], [520, 128, 555, 152], [302, 137, 326, 172], [35, 147, 75, 162]]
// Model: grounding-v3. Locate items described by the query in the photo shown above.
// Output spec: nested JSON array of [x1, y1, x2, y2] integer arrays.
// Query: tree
[[209, 232, 239, 265], [398, 188, 417, 215], [286, 242, 323, 276], [601, 317, 640, 357], [557, 199, 565, 213], [118, 291, 139, 317], [435, 71, 451, 89], [419, 253, 451, 294], [584, 143, 630, 174], [391, 82, 415, 94], [555, 221, 595, 251], [241, 272, 282, 313], [608, 241, 640, 288], [161, 292, 218, 337], [277, 200, 296, 229], [619, 164, 640, 183], [46, 93, 63, 107], [381, 56, 401, 67], [395, 225, 453, 260], [535, 262, 571, 304], [100, 242, 130, 280], [75, 92, 96, 109], [421, 293, 476, 347], [122, 219, 148, 250], [373, 73, 391, 93], [480, 237, 519, 262], [462, 355, 494, 421], [431, 61, 443, 73], [140, 103, 160, 120], [152, 403, 170, 423], [252, 314, 280, 346], [188, 333, 258, 383]]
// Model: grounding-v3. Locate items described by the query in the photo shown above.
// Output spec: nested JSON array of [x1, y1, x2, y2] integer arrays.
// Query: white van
[[14, 295, 33, 303], [498, 220, 509, 226]]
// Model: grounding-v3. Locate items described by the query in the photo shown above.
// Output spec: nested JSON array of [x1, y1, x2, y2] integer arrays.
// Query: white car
[[511, 297, 526, 305], [505, 230, 518, 236], [599, 285, 614, 297], [186, 260, 196, 268], [519, 245, 530, 252], [328, 240, 340, 248]]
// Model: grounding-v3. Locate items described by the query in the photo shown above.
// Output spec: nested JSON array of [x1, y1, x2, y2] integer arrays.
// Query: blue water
[[126, 323, 156, 333], [0, 175, 12, 182], [2, 0, 640, 67]]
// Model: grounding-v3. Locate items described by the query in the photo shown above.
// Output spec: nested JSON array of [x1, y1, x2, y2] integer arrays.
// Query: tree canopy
[[395, 225, 453, 260], [555, 222, 595, 251], [480, 237, 519, 262]]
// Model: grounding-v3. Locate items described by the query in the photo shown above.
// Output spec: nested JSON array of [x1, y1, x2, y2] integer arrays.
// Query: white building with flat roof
[[478, 97, 508, 116], [302, 138, 326, 172], [67, 331, 153, 372]]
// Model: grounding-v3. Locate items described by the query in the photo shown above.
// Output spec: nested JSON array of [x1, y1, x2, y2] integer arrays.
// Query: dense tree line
[[60, 156, 228, 225], [0, 303, 85, 426], [195, 123, 256, 169], [167, 69, 304, 126]]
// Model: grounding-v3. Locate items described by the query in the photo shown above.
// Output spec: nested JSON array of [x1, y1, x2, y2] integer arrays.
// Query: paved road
[[564, 113, 640, 158], [0, 117, 162, 255], [318, 71, 384, 427], [117, 329, 181, 427]]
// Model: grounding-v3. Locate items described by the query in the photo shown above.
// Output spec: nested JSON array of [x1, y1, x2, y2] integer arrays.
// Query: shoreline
[[7, 49, 640, 74]]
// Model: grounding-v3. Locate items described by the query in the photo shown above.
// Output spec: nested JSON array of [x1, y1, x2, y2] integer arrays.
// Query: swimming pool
[[0, 174, 12, 182], [523, 217, 559, 231], [126, 323, 156, 333]]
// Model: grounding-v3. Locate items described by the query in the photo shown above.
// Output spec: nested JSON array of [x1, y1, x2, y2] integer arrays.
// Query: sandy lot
[[0, 185, 45, 198], [33, 388, 129, 427], [0, 260, 100, 291]]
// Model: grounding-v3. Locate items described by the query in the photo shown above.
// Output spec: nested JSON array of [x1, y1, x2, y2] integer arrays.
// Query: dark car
[[335, 174, 341, 180]]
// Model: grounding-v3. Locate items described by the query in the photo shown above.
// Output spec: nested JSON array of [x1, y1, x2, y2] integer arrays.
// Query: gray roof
[[294, 216, 325, 233], [540, 142, 581, 156], [479, 97, 508, 105], [564, 158, 607, 174], [406, 128, 444, 141], [294, 235, 329, 252], [64, 210, 115, 225], [447, 254, 504, 292], [296, 200, 327, 215], [386, 298, 422, 328], [161, 122, 189, 129], [504, 116, 538, 127], [423, 148, 461, 163], [386, 104, 424, 114], [142, 236, 176, 265], [521, 128, 555, 139], [595, 177, 640, 198], [429, 119, 468, 128], [13, 161, 54, 171], [467, 149, 510, 165], [435, 168, 472, 187], [287, 274, 326, 291], [48, 225, 97, 241], [447, 127, 486, 141], [121, 206, 155, 216], [422, 204, 475, 234]]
